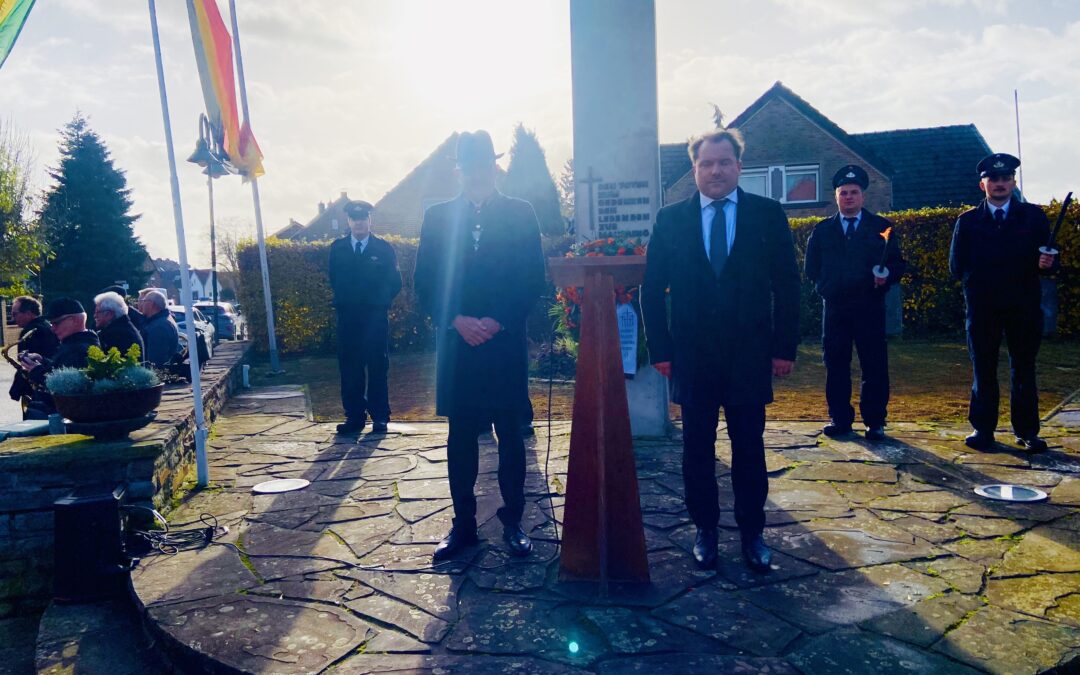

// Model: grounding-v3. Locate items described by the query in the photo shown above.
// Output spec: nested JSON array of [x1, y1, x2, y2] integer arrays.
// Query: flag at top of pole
[[0, 0, 36, 70], [186, 0, 263, 179]]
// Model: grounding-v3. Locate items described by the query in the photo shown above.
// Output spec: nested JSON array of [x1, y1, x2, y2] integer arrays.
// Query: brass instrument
[[3, 328, 41, 415]]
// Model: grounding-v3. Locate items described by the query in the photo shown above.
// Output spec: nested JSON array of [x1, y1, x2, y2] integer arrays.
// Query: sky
[[0, 0, 1077, 267]]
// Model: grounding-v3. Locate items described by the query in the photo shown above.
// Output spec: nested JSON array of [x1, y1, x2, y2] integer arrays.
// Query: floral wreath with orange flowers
[[549, 236, 648, 365]]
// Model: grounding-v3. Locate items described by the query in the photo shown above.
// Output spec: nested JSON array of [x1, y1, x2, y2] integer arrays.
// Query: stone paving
[[130, 385, 1080, 674]]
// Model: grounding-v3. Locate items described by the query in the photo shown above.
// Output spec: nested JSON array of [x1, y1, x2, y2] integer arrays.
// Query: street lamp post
[[186, 113, 228, 344]]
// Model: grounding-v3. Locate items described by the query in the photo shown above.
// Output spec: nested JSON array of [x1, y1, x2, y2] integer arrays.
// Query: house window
[[739, 165, 819, 204]]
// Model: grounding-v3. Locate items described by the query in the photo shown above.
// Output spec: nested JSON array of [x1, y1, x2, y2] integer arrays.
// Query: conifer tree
[[502, 124, 565, 236]]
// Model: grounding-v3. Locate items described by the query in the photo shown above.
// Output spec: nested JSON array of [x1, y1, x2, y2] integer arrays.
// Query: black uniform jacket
[[7, 317, 59, 401], [98, 314, 145, 358], [27, 330, 101, 408], [949, 198, 1057, 311], [328, 233, 403, 311], [642, 189, 801, 408], [805, 209, 907, 308], [413, 192, 545, 417]]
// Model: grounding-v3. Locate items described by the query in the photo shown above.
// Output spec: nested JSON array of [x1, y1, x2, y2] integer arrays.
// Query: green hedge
[[238, 201, 1080, 355]]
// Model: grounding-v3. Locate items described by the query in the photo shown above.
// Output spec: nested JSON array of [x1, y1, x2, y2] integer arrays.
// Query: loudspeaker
[[53, 485, 128, 602]]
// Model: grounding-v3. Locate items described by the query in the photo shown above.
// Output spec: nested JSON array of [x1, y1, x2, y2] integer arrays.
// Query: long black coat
[[98, 314, 145, 359], [7, 316, 59, 401], [805, 209, 907, 308], [414, 192, 545, 417], [950, 197, 1056, 312], [328, 233, 403, 311], [642, 189, 801, 408]]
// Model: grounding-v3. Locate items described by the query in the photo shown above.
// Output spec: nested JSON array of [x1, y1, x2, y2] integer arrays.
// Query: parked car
[[194, 301, 246, 340], [169, 306, 214, 358]]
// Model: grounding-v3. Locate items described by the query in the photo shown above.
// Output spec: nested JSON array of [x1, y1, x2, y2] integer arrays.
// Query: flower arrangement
[[549, 236, 647, 362], [46, 344, 161, 396]]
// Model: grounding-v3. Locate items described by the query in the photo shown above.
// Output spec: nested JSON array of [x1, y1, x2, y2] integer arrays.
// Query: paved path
[[0, 365, 22, 425], [131, 386, 1080, 674]]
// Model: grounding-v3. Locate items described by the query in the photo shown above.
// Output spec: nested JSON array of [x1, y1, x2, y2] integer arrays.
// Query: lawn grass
[[249, 337, 1080, 425]]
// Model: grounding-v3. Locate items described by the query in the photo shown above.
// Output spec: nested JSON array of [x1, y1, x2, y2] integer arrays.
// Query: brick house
[[665, 82, 992, 217]]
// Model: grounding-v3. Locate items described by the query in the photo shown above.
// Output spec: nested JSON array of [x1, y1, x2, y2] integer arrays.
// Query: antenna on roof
[[1014, 89, 1024, 195]]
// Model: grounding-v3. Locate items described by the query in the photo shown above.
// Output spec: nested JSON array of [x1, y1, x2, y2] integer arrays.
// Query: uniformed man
[[950, 153, 1057, 451], [328, 200, 403, 434], [805, 165, 905, 441]]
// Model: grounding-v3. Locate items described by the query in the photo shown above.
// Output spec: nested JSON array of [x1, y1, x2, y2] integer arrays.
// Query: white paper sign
[[618, 302, 638, 376]]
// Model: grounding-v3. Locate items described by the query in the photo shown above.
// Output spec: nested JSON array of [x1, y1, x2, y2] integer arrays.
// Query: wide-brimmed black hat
[[977, 153, 1020, 178], [343, 200, 374, 219], [455, 130, 503, 168], [832, 164, 869, 190], [44, 297, 85, 320]]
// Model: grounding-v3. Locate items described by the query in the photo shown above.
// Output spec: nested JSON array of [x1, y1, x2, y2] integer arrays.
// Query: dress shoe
[[371, 420, 389, 433], [1015, 435, 1048, 452], [741, 535, 773, 573], [692, 527, 718, 569], [336, 418, 366, 434], [822, 422, 853, 438], [433, 527, 479, 561], [503, 524, 533, 557], [964, 430, 995, 450], [865, 426, 886, 441]]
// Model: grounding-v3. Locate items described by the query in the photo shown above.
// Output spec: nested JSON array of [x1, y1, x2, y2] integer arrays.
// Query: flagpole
[[148, 0, 210, 486], [227, 0, 281, 373]]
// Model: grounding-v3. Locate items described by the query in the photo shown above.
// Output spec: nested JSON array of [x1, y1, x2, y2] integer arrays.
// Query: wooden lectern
[[547, 256, 650, 584]]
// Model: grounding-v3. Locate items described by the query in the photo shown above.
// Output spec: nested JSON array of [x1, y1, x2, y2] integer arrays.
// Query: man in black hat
[[7, 296, 60, 416], [950, 153, 1058, 451], [805, 165, 905, 441], [18, 298, 101, 418], [414, 130, 546, 560], [328, 199, 403, 434]]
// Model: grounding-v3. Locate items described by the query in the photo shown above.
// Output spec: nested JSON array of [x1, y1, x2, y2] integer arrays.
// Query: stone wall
[[0, 341, 250, 618]]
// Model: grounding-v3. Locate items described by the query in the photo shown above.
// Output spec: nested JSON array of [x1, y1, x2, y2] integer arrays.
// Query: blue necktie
[[709, 199, 729, 277], [844, 217, 857, 240]]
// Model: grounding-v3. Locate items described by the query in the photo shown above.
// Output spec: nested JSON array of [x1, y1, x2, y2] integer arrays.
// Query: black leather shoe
[[336, 418, 366, 434], [741, 535, 773, 573], [822, 422, 853, 437], [503, 524, 533, 557], [1016, 435, 1048, 452], [865, 426, 886, 441], [692, 527, 718, 569], [433, 527, 479, 561], [371, 420, 389, 433], [964, 431, 995, 450]]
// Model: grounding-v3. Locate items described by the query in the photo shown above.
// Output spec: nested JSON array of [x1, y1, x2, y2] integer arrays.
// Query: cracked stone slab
[[252, 489, 342, 514], [764, 511, 942, 570], [351, 569, 464, 622], [788, 629, 981, 674], [786, 461, 898, 483], [167, 489, 253, 523], [335, 654, 586, 673], [249, 574, 355, 605], [868, 490, 972, 513], [552, 548, 719, 608], [395, 499, 451, 523], [833, 481, 905, 504], [354, 542, 469, 573], [942, 538, 1016, 565], [468, 540, 557, 592], [132, 545, 259, 607], [329, 513, 407, 558], [742, 564, 949, 633], [949, 500, 1072, 522], [932, 605, 1080, 675], [986, 573, 1080, 626], [445, 592, 563, 654], [148, 594, 369, 674], [880, 515, 965, 544], [316, 455, 419, 481], [859, 592, 985, 647], [345, 592, 450, 643], [596, 653, 798, 674], [1051, 477, 1080, 506], [947, 514, 1029, 539], [993, 526, 1080, 575], [652, 584, 801, 655], [577, 606, 714, 656], [905, 557, 986, 594]]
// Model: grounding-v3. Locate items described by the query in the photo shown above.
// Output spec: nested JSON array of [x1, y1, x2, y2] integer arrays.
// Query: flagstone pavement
[[130, 385, 1080, 674]]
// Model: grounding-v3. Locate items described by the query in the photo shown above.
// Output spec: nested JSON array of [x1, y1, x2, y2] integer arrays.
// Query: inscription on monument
[[595, 179, 653, 239]]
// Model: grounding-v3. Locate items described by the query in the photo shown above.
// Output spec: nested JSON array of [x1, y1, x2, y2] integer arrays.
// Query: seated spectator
[[20, 298, 101, 418], [94, 291, 145, 358], [7, 296, 60, 414], [100, 285, 146, 331], [137, 289, 181, 367]]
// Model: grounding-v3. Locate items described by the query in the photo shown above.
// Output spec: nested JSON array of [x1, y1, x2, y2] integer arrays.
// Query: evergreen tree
[[556, 158, 575, 220], [501, 124, 565, 236], [39, 114, 150, 308]]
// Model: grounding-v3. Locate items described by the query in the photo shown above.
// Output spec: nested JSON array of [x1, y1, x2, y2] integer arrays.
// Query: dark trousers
[[681, 402, 768, 540], [822, 301, 889, 428], [447, 410, 526, 531], [337, 310, 390, 423], [966, 304, 1042, 437]]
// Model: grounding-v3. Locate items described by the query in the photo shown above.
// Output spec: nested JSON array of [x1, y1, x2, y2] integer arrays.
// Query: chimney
[[318, 201, 326, 214], [340, 190, 348, 201]]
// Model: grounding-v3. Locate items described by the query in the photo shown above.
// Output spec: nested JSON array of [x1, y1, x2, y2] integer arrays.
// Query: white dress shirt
[[351, 233, 370, 253]]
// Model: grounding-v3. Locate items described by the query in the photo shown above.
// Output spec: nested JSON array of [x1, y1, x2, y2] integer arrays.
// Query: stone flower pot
[[51, 384, 165, 423]]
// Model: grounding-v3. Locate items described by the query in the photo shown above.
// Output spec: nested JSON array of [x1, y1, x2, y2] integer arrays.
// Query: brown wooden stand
[[547, 256, 650, 585]]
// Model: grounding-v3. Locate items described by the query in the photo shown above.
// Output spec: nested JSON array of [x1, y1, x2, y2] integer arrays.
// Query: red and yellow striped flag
[[185, 0, 263, 178], [0, 0, 36, 71]]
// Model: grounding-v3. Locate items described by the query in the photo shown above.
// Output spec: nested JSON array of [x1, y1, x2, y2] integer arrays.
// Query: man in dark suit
[[805, 165, 906, 441], [642, 129, 801, 572], [414, 130, 546, 561], [7, 296, 59, 415], [950, 153, 1057, 452], [328, 200, 403, 434], [93, 291, 146, 358]]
